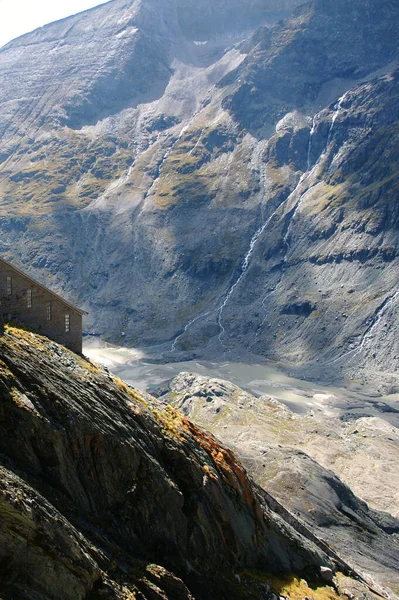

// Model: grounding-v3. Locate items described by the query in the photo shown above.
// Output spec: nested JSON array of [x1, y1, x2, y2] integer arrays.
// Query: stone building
[[0, 257, 86, 353]]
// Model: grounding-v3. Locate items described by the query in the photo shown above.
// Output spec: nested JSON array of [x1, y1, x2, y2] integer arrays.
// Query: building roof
[[0, 257, 88, 316]]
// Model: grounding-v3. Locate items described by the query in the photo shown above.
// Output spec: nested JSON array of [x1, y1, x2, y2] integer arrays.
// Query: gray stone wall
[[0, 262, 82, 353]]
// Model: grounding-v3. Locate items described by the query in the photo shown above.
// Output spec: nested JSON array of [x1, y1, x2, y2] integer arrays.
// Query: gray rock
[[320, 566, 334, 582], [1, 326, 348, 599]]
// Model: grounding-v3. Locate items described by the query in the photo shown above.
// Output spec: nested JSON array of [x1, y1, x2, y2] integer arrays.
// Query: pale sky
[[0, 0, 111, 48]]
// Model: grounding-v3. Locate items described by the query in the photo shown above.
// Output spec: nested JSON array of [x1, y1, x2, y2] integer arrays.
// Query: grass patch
[[243, 570, 344, 600], [0, 131, 133, 215], [112, 376, 149, 408], [152, 124, 236, 210], [3, 323, 48, 352], [151, 404, 185, 439]]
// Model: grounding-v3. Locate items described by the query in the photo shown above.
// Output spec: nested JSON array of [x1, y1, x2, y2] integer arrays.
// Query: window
[[6, 276, 12, 296], [27, 289, 32, 308], [46, 301, 52, 321], [65, 313, 70, 333]]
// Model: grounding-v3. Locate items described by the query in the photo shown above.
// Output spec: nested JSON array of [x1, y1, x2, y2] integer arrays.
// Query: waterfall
[[326, 90, 350, 148], [250, 117, 329, 350], [307, 116, 317, 170], [283, 117, 321, 252], [85, 161, 135, 212], [146, 118, 203, 200], [359, 289, 399, 351], [188, 128, 204, 155], [218, 119, 323, 345], [327, 287, 399, 365], [170, 202, 282, 351], [282, 181, 321, 257], [171, 109, 333, 351], [250, 177, 317, 348], [171, 138, 271, 351], [171, 308, 215, 352], [217, 205, 282, 343], [352, 288, 399, 358]]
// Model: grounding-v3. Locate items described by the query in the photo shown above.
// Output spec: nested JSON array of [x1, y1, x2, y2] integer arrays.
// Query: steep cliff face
[[0, 0, 398, 386], [219, 70, 399, 386], [224, 0, 398, 133], [0, 325, 359, 599]]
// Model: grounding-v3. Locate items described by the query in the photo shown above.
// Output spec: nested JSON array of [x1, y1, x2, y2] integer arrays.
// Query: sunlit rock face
[[0, 0, 398, 387]]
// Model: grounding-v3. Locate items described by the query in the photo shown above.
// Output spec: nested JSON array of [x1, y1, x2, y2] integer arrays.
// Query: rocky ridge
[[0, 324, 378, 600]]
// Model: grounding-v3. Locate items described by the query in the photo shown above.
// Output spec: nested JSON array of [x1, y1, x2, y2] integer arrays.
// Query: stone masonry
[[0, 258, 85, 353]]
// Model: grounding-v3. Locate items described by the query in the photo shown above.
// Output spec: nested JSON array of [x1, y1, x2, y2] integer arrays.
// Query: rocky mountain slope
[[0, 0, 398, 386], [0, 324, 376, 600], [163, 372, 399, 596]]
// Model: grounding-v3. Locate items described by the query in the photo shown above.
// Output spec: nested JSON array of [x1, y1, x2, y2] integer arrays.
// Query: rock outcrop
[[0, 0, 398, 387], [0, 325, 368, 600], [162, 372, 399, 596]]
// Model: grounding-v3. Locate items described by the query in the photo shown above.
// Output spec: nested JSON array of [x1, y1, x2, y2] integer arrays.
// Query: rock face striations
[[0, 325, 364, 599], [0, 0, 398, 385]]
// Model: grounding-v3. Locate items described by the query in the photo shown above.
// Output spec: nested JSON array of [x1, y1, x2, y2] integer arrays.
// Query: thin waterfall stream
[[307, 115, 317, 170], [217, 117, 323, 344], [326, 91, 350, 148], [251, 116, 321, 346], [172, 95, 353, 353], [327, 287, 399, 366], [216, 204, 283, 343]]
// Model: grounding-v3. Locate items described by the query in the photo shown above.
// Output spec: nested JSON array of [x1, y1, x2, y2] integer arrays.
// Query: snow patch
[[116, 27, 138, 39]]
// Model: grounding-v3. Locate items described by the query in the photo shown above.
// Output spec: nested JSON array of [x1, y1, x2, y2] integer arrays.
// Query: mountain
[[0, 0, 398, 388], [0, 324, 375, 599]]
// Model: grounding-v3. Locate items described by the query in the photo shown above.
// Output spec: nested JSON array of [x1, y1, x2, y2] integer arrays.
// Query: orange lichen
[[203, 464, 217, 480], [180, 418, 258, 511]]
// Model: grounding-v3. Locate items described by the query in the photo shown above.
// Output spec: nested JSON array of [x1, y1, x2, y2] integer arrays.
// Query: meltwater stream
[[327, 287, 399, 366], [216, 204, 283, 343], [326, 90, 350, 147], [217, 112, 324, 343], [170, 202, 284, 351]]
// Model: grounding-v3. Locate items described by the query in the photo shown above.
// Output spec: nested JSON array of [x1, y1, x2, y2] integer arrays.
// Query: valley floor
[[83, 338, 399, 428]]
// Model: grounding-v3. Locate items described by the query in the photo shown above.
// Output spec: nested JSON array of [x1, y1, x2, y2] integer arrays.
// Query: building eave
[[0, 257, 88, 316]]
